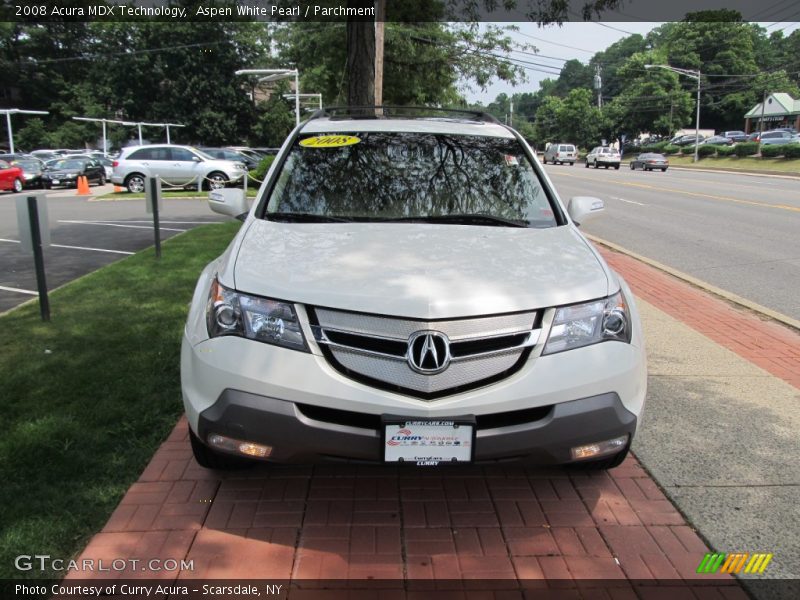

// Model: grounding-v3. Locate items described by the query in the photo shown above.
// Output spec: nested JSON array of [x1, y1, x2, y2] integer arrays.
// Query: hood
[[231, 221, 610, 319], [47, 169, 81, 176]]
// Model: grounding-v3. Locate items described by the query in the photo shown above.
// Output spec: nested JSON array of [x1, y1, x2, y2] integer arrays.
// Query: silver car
[[542, 143, 577, 165], [111, 144, 246, 193]]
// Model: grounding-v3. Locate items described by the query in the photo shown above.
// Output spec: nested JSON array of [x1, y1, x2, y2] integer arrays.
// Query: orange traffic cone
[[76, 176, 90, 195], [113, 185, 123, 193]]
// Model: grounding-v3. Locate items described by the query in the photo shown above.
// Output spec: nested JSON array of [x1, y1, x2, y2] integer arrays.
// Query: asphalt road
[[0, 186, 226, 313], [543, 165, 800, 321]]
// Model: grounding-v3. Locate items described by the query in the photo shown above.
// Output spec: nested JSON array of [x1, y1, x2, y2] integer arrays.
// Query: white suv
[[586, 146, 621, 169], [181, 109, 647, 470], [111, 144, 246, 193]]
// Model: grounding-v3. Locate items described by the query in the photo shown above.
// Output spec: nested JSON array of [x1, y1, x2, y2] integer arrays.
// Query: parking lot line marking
[[0, 238, 21, 243], [51, 243, 134, 255], [58, 220, 187, 232], [612, 197, 646, 206], [0, 285, 37, 296], [555, 172, 800, 212]]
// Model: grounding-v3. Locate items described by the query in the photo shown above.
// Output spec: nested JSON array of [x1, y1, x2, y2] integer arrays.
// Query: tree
[[557, 88, 604, 149], [533, 96, 563, 145]]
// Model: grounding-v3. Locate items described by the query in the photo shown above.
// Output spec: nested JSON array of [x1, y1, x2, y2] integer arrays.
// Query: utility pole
[[759, 88, 768, 138], [594, 65, 603, 108], [374, 0, 386, 109], [510, 99, 514, 128]]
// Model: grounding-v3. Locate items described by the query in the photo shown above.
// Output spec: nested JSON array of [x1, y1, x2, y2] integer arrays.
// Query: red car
[[0, 159, 25, 193]]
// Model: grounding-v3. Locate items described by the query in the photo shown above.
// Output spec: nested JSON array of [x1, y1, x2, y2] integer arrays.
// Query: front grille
[[308, 307, 541, 399]]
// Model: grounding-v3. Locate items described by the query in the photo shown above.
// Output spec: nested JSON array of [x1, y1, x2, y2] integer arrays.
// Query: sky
[[463, 21, 800, 105]]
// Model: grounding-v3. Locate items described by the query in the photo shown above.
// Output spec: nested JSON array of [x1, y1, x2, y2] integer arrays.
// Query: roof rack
[[308, 105, 502, 125]]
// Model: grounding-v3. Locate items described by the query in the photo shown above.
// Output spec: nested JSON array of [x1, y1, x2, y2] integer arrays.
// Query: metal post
[[694, 72, 701, 163], [294, 70, 300, 126], [138, 124, 143, 145], [166, 125, 171, 144], [759, 89, 767, 139], [148, 176, 161, 258], [102, 120, 108, 156], [27, 196, 50, 321], [6, 112, 14, 154]]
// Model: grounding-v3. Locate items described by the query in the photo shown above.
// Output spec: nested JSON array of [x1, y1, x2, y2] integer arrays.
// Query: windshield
[[13, 160, 41, 170], [53, 160, 86, 170], [263, 132, 558, 228]]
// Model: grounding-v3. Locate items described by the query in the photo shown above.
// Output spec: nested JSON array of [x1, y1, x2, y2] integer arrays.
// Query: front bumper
[[197, 389, 636, 465]]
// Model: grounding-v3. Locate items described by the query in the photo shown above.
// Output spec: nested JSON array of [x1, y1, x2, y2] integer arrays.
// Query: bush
[[680, 146, 696, 155], [249, 155, 275, 183], [783, 144, 800, 159], [734, 142, 759, 157], [697, 145, 717, 157], [653, 141, 669, 152], [661, 144, 679, 155], [716, 145, 736, 156], [760, 144, 785, 158]]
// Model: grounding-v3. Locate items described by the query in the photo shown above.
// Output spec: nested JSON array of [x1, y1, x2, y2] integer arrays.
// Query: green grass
[[0, 222, 241, 579], [97, 187, 259, 200], [667, 154, 800, 174]]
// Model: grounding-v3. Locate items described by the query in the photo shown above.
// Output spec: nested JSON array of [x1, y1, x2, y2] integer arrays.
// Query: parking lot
[[0, 186, 225, 313]]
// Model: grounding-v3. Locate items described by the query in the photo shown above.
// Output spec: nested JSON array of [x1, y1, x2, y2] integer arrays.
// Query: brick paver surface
[[71, 247, 800, 594]]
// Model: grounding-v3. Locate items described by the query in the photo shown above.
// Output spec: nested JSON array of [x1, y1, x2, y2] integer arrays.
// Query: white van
[[543, 143, 577, 165]]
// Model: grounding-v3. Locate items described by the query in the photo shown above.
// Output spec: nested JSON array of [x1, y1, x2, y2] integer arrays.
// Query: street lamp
[[1, 109, 49, 154], [236, 68, 300, 126], [645, 64, 702, 163], [283, 93, 323, 111]]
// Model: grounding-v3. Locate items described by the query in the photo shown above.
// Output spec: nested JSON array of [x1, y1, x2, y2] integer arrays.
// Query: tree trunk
[[346, 2, 376, 111]]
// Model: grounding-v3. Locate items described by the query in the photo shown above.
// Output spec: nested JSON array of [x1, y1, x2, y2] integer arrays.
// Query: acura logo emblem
[[407, 330, 451, 374]]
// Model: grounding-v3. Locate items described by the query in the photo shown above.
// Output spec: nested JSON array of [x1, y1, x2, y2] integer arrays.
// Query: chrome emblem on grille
[[407, 331, 451, 374]]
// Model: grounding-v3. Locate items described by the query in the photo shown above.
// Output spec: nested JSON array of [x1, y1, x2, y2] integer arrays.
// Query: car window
[[264, 132, 558, 228], [128, 148, 151, 160], [0, 160, 9, 169], [170, 148, 196, 161]]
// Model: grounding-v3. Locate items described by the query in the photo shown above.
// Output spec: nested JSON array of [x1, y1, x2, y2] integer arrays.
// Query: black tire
[[585, 160, 589, 168], [594, 161, 599, 169], [629, 163, 635, 170], [13, 178, 23, 193], [205, 171, 229, 191], [662, 168, 667, 172], [542, 157, 547, 164], [604, 165, 609, 169], [98, 174, 105, 186], [614, 165, 619, 170], [570, 162, 574, 166], [571, 444, 630, 471], [125, 173, 146, 194], [189, 428, 254, 470]]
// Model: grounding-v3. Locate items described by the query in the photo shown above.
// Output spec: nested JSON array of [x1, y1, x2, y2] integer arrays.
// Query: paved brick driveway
[[71, 244, 800, 594]]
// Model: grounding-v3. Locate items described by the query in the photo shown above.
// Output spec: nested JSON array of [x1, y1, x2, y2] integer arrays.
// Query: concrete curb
[[587, 234, 800, 333], [668, 165, 800, 180]]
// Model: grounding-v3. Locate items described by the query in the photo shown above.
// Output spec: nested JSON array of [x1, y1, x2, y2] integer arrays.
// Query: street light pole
[[1, 109, 49, 154], [235, 68, 301, 127], [645, 64, 702, 163]]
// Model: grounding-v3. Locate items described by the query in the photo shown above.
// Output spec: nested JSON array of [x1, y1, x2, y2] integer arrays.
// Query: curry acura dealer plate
[[382, 416, 475, 465]]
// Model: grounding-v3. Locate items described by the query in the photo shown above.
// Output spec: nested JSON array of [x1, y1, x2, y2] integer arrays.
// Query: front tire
[[630, 163, 635, 170], [594, 161, 599, 169], [13, 178, 23, 193], [614, 165, 620, 170], [97, 174, 105, 186], [205, 171, 229, 191], [585, 160, 589, 168], [125, 173, 146, 194], [189, 428, 254, 470]]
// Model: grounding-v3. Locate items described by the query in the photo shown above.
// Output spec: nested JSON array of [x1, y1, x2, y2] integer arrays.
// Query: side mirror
[[567, 196, 605, 226], [208, 188, 249, 220], [192, 156, 201, 162]]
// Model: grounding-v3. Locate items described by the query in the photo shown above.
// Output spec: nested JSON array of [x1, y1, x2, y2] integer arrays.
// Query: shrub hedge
[[697, 145, 718, 157], [663, 144, 680, 155], [760, 144, 785, 157], [734, 142, 759, 157], [715, 146, 736, 156], [784, 144, 800, 158]]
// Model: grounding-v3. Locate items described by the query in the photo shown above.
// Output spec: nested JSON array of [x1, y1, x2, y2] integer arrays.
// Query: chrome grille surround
[[311, 308, 540, 398]]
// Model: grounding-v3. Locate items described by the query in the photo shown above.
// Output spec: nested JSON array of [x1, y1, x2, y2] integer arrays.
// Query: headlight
[[543, 290, 631, 355], [66, 173, 77, 178], [206, 277, 308, 352]]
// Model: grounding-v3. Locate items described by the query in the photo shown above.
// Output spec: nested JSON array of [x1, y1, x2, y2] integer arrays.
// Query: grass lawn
[[0, 221, 241, 579], [97, 187, 259, 200], [667, 154, 800, 174]]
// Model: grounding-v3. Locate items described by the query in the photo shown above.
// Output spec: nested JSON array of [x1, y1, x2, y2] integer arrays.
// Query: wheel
[[594, 161, 599, 169], [13, 178, 23, 193], [542, 157, 547, 164], [569, 162, 574, 166], [125, 173, 146, 193], [630, 163, 635, 170], [661, 168, 667, 172], [585, 160, 589, 168], [604, 165, 609, 169], [614, 165, 620, 170], [97, 174, 105, 186], [571, 443, 630, 471], [189, 428, 254, 470], [205, 171, 229, 191]]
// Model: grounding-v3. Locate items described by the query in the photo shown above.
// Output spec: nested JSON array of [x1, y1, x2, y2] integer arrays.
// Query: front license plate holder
[[382, 415, 476, 466]]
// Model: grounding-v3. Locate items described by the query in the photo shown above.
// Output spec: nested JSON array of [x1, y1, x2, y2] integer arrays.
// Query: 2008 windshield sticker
[[299, 135, 361, 148]]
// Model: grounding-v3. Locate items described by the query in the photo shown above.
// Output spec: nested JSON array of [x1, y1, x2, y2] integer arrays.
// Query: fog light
[[208, 434, 272, 458], [570, 435, 628, 460]]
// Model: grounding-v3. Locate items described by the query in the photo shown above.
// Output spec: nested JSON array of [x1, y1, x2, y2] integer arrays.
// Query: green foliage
[[532, 89, 604, 150], [250, 155, 276, 183], [783, 144, 800, 159], [663, 144, 681, 154], [697, 144, 718, 157], [735, 142, 760, 157], [716, 145, 736, 156], [760, 144, 785, 157], [680, 146, 696, 155]]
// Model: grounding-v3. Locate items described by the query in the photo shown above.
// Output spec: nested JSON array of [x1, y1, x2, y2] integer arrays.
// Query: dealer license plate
[[383, 418, 474, 465], [51, 179, 60, 185]]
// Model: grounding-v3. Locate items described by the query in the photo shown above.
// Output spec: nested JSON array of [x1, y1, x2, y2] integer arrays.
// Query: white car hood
[[232, 220, 609, 319]]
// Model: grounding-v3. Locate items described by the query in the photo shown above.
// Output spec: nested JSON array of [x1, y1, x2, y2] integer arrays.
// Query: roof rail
[[307, 105, 502, 125]]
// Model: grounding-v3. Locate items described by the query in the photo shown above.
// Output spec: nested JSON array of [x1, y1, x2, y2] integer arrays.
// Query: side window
[[170, 148, 195, 161], [149, 148, 170, 161], [128, 148, 152, 160], [0, 160, 9, 169]]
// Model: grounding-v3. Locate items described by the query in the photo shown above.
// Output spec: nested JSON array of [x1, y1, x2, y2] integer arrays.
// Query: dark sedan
[[629, 153, 669, 172], [701, 135, 733, 146], [42, 158, 106, 188], [674, 134, 706, 146], [10, 158, 46, 189], [199, 147, 260, 170]]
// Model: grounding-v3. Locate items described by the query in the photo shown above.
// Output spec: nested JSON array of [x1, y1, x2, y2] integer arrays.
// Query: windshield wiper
[[266, 212, 352, 223], [382, 214, 528, 228]]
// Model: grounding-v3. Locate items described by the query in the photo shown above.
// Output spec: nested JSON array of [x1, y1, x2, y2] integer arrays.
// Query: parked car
[[29, 150, 59, 162], [42, 158, 106, 188], [674, 134, 706, 146], [585, 146, 621, 169], [200, 147, 260, 170], [0, 159, 25, 193], [542, 143, 577, 165], [700, 135, 733, 146], [759, 130, 797, 145], [183, 110, 647, 471], [66, 154, 114, 180], [10, 157, 46, 188], [112, 144, 247, 193], [720, 131, 747, 143], [629, 153, 669, 172], [747, 132, 761, 142]]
